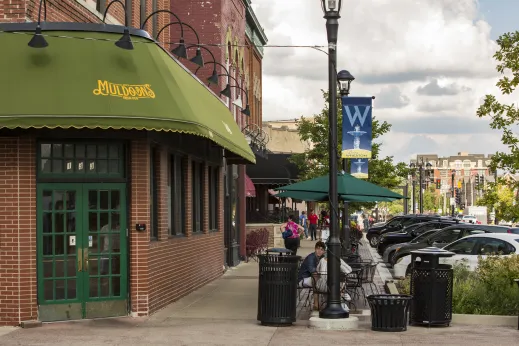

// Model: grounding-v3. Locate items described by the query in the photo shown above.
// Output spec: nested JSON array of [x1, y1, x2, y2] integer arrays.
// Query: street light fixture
[[337, 69, 354, 256], [320, 0, 348, 320], [28, 0, 48, 48], [157, 22, 202, 62], [409, 159, 433, 214], [337, 70, 355, 97]]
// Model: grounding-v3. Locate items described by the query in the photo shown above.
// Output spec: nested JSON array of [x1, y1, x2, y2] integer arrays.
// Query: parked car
[[382, 229, 440, 266], [366, 214, 442, 247], [394, 233, 519, 277], [390, 224, 512, 269], [461, 215, 480, 224], [377, 219, 458, 255]]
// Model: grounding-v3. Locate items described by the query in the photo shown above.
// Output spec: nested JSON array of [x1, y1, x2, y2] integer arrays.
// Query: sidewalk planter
[[367, 294, 413, 332], [257, 253, 301, 326]]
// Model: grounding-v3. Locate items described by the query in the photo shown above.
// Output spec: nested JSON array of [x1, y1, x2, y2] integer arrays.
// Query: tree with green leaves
[[477, 183, 518, 222], [477, 31, 519, 185], [291, 91, 409, 210], [476, 31, 519, 219]]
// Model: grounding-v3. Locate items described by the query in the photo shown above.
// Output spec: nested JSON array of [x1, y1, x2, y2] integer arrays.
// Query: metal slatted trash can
[[257, 251, 300, 326], [367, 294, 413, 332], [409, 247, 455, 327]]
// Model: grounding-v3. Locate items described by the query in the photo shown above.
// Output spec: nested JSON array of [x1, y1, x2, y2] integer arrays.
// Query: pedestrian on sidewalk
[[308, 209, 318, 241], [299, 211, 309, 240], [281, 215, 305, 255]]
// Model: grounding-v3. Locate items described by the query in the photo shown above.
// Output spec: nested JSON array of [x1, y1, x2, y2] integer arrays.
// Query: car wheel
[[387, 251, 396, 267], [369, 235, 379, 247]]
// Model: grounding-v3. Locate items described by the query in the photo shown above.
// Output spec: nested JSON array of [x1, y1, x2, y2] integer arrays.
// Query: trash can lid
[[266, 248, 293, 254], [410, 247, 455, 258]]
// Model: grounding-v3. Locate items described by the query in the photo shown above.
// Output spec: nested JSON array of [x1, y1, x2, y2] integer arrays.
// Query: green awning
[[275, 190, 401, 202], [0, 29, 255, 163]]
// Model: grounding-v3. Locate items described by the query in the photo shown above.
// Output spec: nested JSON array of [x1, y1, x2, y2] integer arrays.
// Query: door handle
[[83, 248, 89, 272], [77, 248, 83, 272]]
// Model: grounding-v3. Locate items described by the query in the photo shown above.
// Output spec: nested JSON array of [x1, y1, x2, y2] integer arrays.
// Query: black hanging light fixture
[[28, 0, 48, 48], [220, 83, 231, 98], [103, 0, 133, 50], [195, 60, 230, 87], [208, 69, 219, 85], [141, 10, 187, 57]]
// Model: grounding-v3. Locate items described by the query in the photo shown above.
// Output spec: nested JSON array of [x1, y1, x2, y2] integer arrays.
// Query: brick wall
[[0, 136, 37, 326], [146, 145, 224, 314]]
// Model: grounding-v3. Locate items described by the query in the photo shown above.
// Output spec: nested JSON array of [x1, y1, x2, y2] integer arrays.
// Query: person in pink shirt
[[281, 215, 305, 255]]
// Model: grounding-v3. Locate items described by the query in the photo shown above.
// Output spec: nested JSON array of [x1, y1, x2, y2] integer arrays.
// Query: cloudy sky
[[252, 0, 519, 163]]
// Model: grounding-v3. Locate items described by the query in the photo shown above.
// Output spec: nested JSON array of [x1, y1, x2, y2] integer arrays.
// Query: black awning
[[246, 153, 300, 185]]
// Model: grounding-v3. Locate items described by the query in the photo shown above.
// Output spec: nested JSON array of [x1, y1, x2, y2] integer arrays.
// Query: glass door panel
[[38, 185, 83, 321], [83, 184, 127, 318], [38, 183, 127, 321]]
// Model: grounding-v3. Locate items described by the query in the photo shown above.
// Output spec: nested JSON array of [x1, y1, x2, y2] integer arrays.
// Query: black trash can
[[367, 294, 413, 332], [257, 253, 301, 326], [409, 247, 455, 327]]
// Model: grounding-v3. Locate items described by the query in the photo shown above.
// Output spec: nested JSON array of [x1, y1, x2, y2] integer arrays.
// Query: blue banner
[[350, 158, 369, 179], [341, 96, 373, 158]]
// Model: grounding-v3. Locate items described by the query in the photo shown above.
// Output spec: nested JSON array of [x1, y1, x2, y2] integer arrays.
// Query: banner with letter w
[[341, 96, 373, 159]]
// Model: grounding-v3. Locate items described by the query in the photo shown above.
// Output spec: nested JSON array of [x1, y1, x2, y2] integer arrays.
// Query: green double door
[[37, 183, 128, 321]]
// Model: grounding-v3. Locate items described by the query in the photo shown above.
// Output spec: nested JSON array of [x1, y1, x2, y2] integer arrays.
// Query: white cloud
[[253, 0, 513, 163]]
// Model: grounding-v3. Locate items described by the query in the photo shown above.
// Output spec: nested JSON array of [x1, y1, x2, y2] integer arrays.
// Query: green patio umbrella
[[274, 172, 405, 200], [275, 190, 400, 202]]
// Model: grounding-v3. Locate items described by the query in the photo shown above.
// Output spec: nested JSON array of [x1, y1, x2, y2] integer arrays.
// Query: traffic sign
[[450, 197, 455, 206]]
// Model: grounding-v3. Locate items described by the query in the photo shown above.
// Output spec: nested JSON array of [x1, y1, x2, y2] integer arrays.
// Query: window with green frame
[[38, 142, 124, 178]]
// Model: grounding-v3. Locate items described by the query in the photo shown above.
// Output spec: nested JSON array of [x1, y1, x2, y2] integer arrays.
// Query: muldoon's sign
[[93, 80, 156, 101], [341, 96, 373, 159]]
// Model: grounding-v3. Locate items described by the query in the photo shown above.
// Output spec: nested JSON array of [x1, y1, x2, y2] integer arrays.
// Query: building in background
[[411, 152, 495, 210], [0, 0, 255, 326]]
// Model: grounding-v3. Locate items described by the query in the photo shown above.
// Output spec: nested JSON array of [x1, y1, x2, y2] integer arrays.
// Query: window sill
[[168, 234, 186, 240]]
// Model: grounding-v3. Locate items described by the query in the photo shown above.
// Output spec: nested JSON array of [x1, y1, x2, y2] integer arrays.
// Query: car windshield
[[410, 230, 438, 244]]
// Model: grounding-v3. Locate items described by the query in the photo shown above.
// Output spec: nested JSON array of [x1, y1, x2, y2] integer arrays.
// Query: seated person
[[315, 254, 353, 311], [298, 241, 326, 288]]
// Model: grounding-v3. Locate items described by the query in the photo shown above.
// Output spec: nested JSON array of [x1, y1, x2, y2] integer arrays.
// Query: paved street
[[0, 239, 518, 345]]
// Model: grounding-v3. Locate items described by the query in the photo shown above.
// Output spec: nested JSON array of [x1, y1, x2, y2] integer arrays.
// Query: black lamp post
[[451, 169, 456, 217], [320, 0, 348, 320], [28, 0, 48, 48], [337, 69, 354, 255], [409, 159, 432, 214]]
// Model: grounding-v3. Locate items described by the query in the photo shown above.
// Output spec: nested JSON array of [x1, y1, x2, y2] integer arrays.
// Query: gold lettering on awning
[[93, 80, 156, 100]]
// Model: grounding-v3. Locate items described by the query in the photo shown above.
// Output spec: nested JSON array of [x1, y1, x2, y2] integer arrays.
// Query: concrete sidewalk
[[1, 239, 518, 345]]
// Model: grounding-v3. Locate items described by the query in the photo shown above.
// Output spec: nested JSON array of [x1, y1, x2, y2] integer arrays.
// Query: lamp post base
[[319, 303, 349, 319]]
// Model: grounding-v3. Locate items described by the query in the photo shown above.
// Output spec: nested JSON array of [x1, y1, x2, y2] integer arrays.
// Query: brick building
[[0, 0, 255, 326], [166, 0, 267, 265], [410, 152, 494, 210]]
